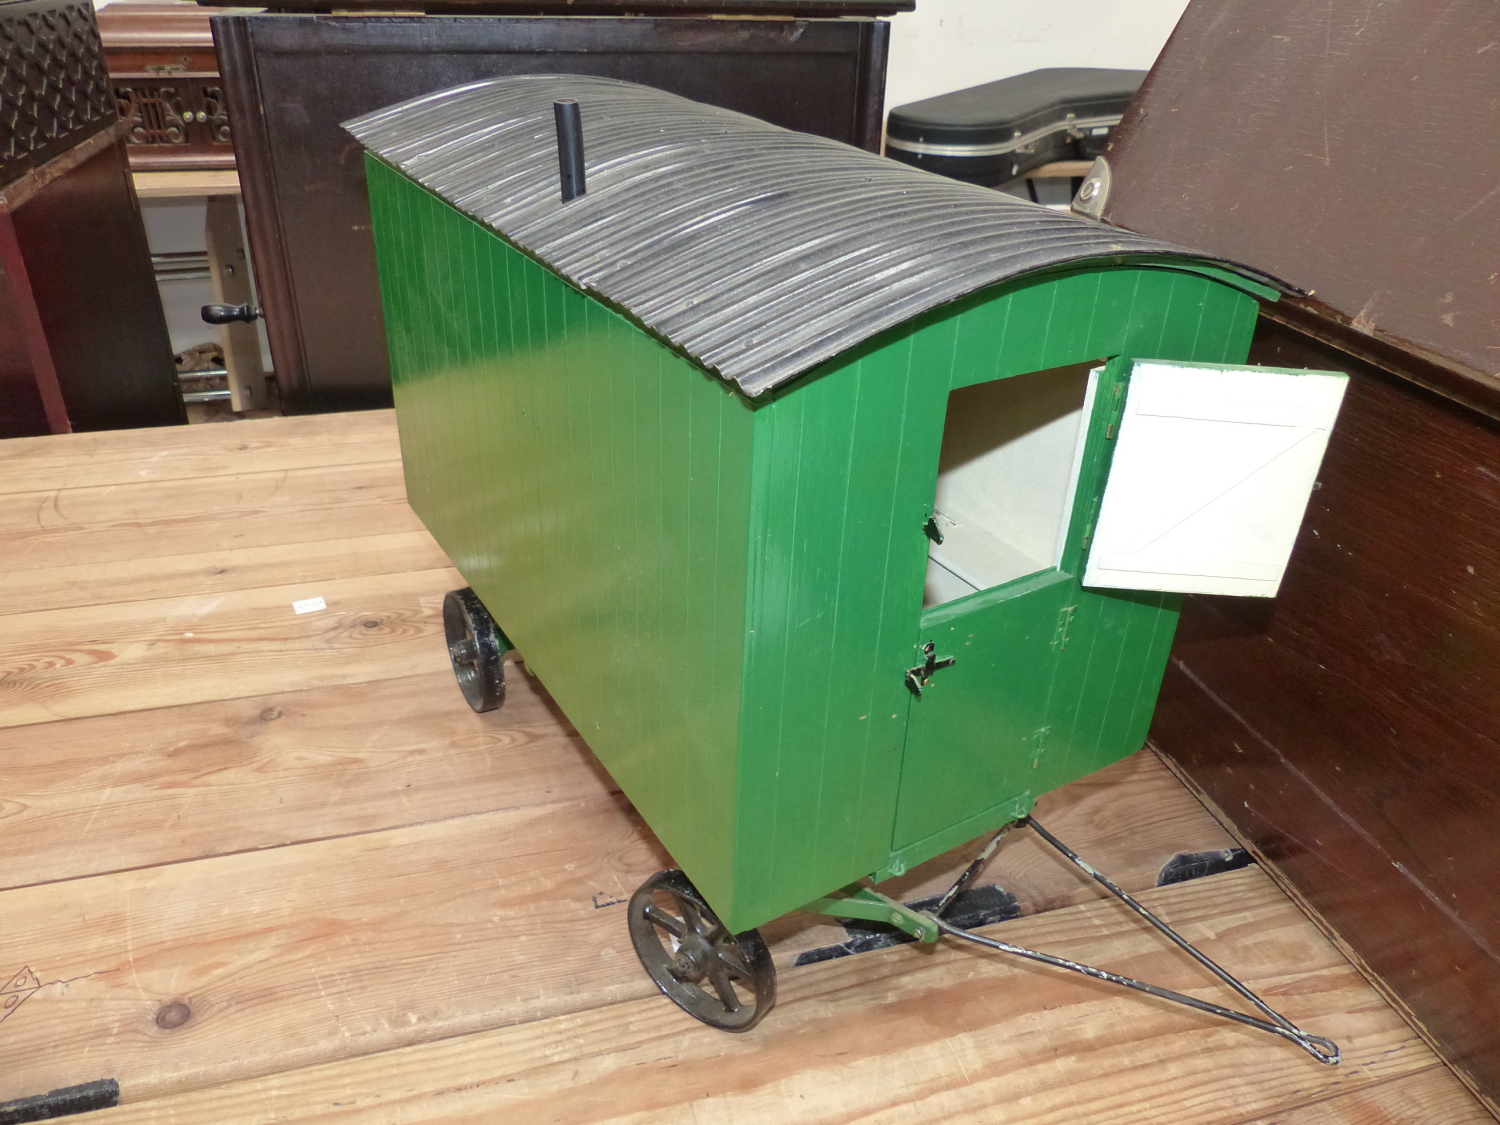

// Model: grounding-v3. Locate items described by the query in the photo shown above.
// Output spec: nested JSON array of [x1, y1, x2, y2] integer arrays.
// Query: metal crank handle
[[202, 303, 262, 324]]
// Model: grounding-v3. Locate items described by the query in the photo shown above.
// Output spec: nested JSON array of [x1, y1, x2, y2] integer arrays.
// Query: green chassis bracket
[[800, 883, 941, 943]]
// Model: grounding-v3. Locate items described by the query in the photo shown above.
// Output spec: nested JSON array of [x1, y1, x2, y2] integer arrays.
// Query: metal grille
[[0, 0, 115, 183], [346, 75, 1276, 397], [115, 85, 188, 146], [203, 86, 229, 144]]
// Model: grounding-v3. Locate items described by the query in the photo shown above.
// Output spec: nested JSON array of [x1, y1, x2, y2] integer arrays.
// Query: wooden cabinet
[[213, 10, 896, 414], [97, 3, 235, 171], [0, 0, 182, 437]]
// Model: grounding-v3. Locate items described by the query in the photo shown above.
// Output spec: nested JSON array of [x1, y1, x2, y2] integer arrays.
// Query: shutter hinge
[[1105, 380, 1126, 439]]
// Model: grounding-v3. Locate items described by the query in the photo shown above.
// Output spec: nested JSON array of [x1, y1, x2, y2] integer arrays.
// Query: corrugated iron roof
[[345, 75, 1278, 397]]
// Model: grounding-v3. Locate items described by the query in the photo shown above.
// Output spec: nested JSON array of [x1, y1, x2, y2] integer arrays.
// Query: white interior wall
[[884, 0, 1191, 113], [140, 199, 214, 358], [924, 363, 1094, 607]]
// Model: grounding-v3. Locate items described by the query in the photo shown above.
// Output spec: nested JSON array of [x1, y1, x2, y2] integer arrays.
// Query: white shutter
[[1082, 361, 1348, 598]]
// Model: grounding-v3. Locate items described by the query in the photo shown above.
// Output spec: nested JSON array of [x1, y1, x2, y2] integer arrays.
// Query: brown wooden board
[[1098, 0, 1500, 408], [0, 795, 671, 1104], [0, 460, 420, 574], [212, 13, 890, 413], [0, 409, 396, 494], [0, 668, 613, 890], [0, 530, 444, 617], [1237, 1069, 1496, 1125], [0, 568, 462, 728], [1150, 316, 1500, 1099], [53, 869, 1443, 1122]]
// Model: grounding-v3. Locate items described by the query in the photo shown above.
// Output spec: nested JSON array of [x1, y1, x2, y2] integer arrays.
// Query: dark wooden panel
[[8, 137, 184, 432], [212, 13, 890, 413], [1150, 314, 1500, 1096], [0, 0, 182, 438], [0, 210, 66, 437], [1099, 0, 1500, 405], [253, 0, 911, 12]]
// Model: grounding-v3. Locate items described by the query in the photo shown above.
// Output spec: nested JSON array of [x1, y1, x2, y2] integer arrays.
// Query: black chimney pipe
[[553, 99, 585, 202]]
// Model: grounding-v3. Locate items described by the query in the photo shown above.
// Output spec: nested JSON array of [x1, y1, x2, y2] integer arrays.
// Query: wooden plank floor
[[0, 412, 1489, 1124]]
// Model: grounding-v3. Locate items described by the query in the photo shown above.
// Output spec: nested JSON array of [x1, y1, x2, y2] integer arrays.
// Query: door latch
[[904, 641, 956, 698]]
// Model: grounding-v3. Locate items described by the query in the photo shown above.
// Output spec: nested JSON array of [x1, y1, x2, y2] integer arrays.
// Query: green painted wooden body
[[366, 158, 1261, 932]]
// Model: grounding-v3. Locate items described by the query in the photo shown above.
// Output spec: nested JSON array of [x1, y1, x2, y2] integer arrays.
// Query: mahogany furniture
[[1092, 0, 1500, 1103], [97, 2, 235, 172], [210, 9, 899, 414], [0, 0, 182, 437]]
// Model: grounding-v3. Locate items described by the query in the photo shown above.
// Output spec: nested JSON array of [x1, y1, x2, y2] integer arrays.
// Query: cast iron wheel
[[627, 869, 776, 1032], [442, 587, 506, 713]]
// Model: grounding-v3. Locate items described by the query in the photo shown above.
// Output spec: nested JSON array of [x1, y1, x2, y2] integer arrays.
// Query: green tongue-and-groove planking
[[366, 157, 1259, 932]]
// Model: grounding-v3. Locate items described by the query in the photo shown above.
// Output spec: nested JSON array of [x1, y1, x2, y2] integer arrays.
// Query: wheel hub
[[672, 929, 716, 981]]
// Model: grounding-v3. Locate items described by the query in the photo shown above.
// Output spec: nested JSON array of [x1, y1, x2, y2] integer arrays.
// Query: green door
[[889, 357, 1126, 857], [891, 569, 1074, 852]]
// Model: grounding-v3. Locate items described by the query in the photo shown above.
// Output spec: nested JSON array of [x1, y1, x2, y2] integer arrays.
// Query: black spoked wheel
[[442, 587, 506, 713], [627, 869, 776, 1032]]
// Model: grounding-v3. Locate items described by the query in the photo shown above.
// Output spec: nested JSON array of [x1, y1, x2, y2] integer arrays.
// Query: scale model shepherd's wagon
[[345, 75, 1347, 1058]]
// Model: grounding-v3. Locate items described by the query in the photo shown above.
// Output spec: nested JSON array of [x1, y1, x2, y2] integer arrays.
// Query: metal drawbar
[[928, 815, 1342, 1065]]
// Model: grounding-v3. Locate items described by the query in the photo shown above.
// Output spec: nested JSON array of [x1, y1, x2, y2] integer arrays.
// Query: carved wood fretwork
[[0, 0, 117, 184]]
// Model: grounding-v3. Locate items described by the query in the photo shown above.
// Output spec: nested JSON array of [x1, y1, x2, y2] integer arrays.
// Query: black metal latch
[[904, 641, 955, 698]]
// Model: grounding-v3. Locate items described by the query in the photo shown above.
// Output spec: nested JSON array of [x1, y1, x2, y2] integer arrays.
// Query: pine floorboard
[[0, 413, 1488, 1124]]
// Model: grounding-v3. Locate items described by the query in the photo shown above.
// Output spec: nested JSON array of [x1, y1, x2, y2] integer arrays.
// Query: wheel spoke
[[679, 898, 703, 932], [715, 946, 753, 980], [706, 963, 742, 1012], [643, 903, 686, 937]]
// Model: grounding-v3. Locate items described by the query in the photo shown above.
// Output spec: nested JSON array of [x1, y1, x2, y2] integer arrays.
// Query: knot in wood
[[155, 1000, 192, 1030]]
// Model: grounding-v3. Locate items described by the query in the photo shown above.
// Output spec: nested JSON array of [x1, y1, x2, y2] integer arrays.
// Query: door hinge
[[904, 641, 956, 698], [1051, 605, 1078, 651], [1104, 379, 1126, 439], [1030, 726, 1051, 769]]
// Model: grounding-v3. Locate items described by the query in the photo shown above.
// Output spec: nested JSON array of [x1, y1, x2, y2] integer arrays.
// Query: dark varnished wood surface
[[214, 14, 890, 415], [0, 209, 66, 437], [4, 138, 183, 434], [1101, 0, 1500, 404], [1150, 314, 1500, 1097], [249, 0, 912, 12], [97, 3, 222, 47]]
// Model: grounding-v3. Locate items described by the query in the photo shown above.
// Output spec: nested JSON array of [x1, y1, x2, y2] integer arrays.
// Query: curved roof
[[346, 75, 1277, 397]]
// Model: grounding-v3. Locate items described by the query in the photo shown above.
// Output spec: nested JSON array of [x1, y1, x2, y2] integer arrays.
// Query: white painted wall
[[884, 0, 1191, 113]]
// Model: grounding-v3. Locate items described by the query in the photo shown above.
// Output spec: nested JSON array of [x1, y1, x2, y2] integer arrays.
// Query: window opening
[[924, 360, 1099, 608]]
